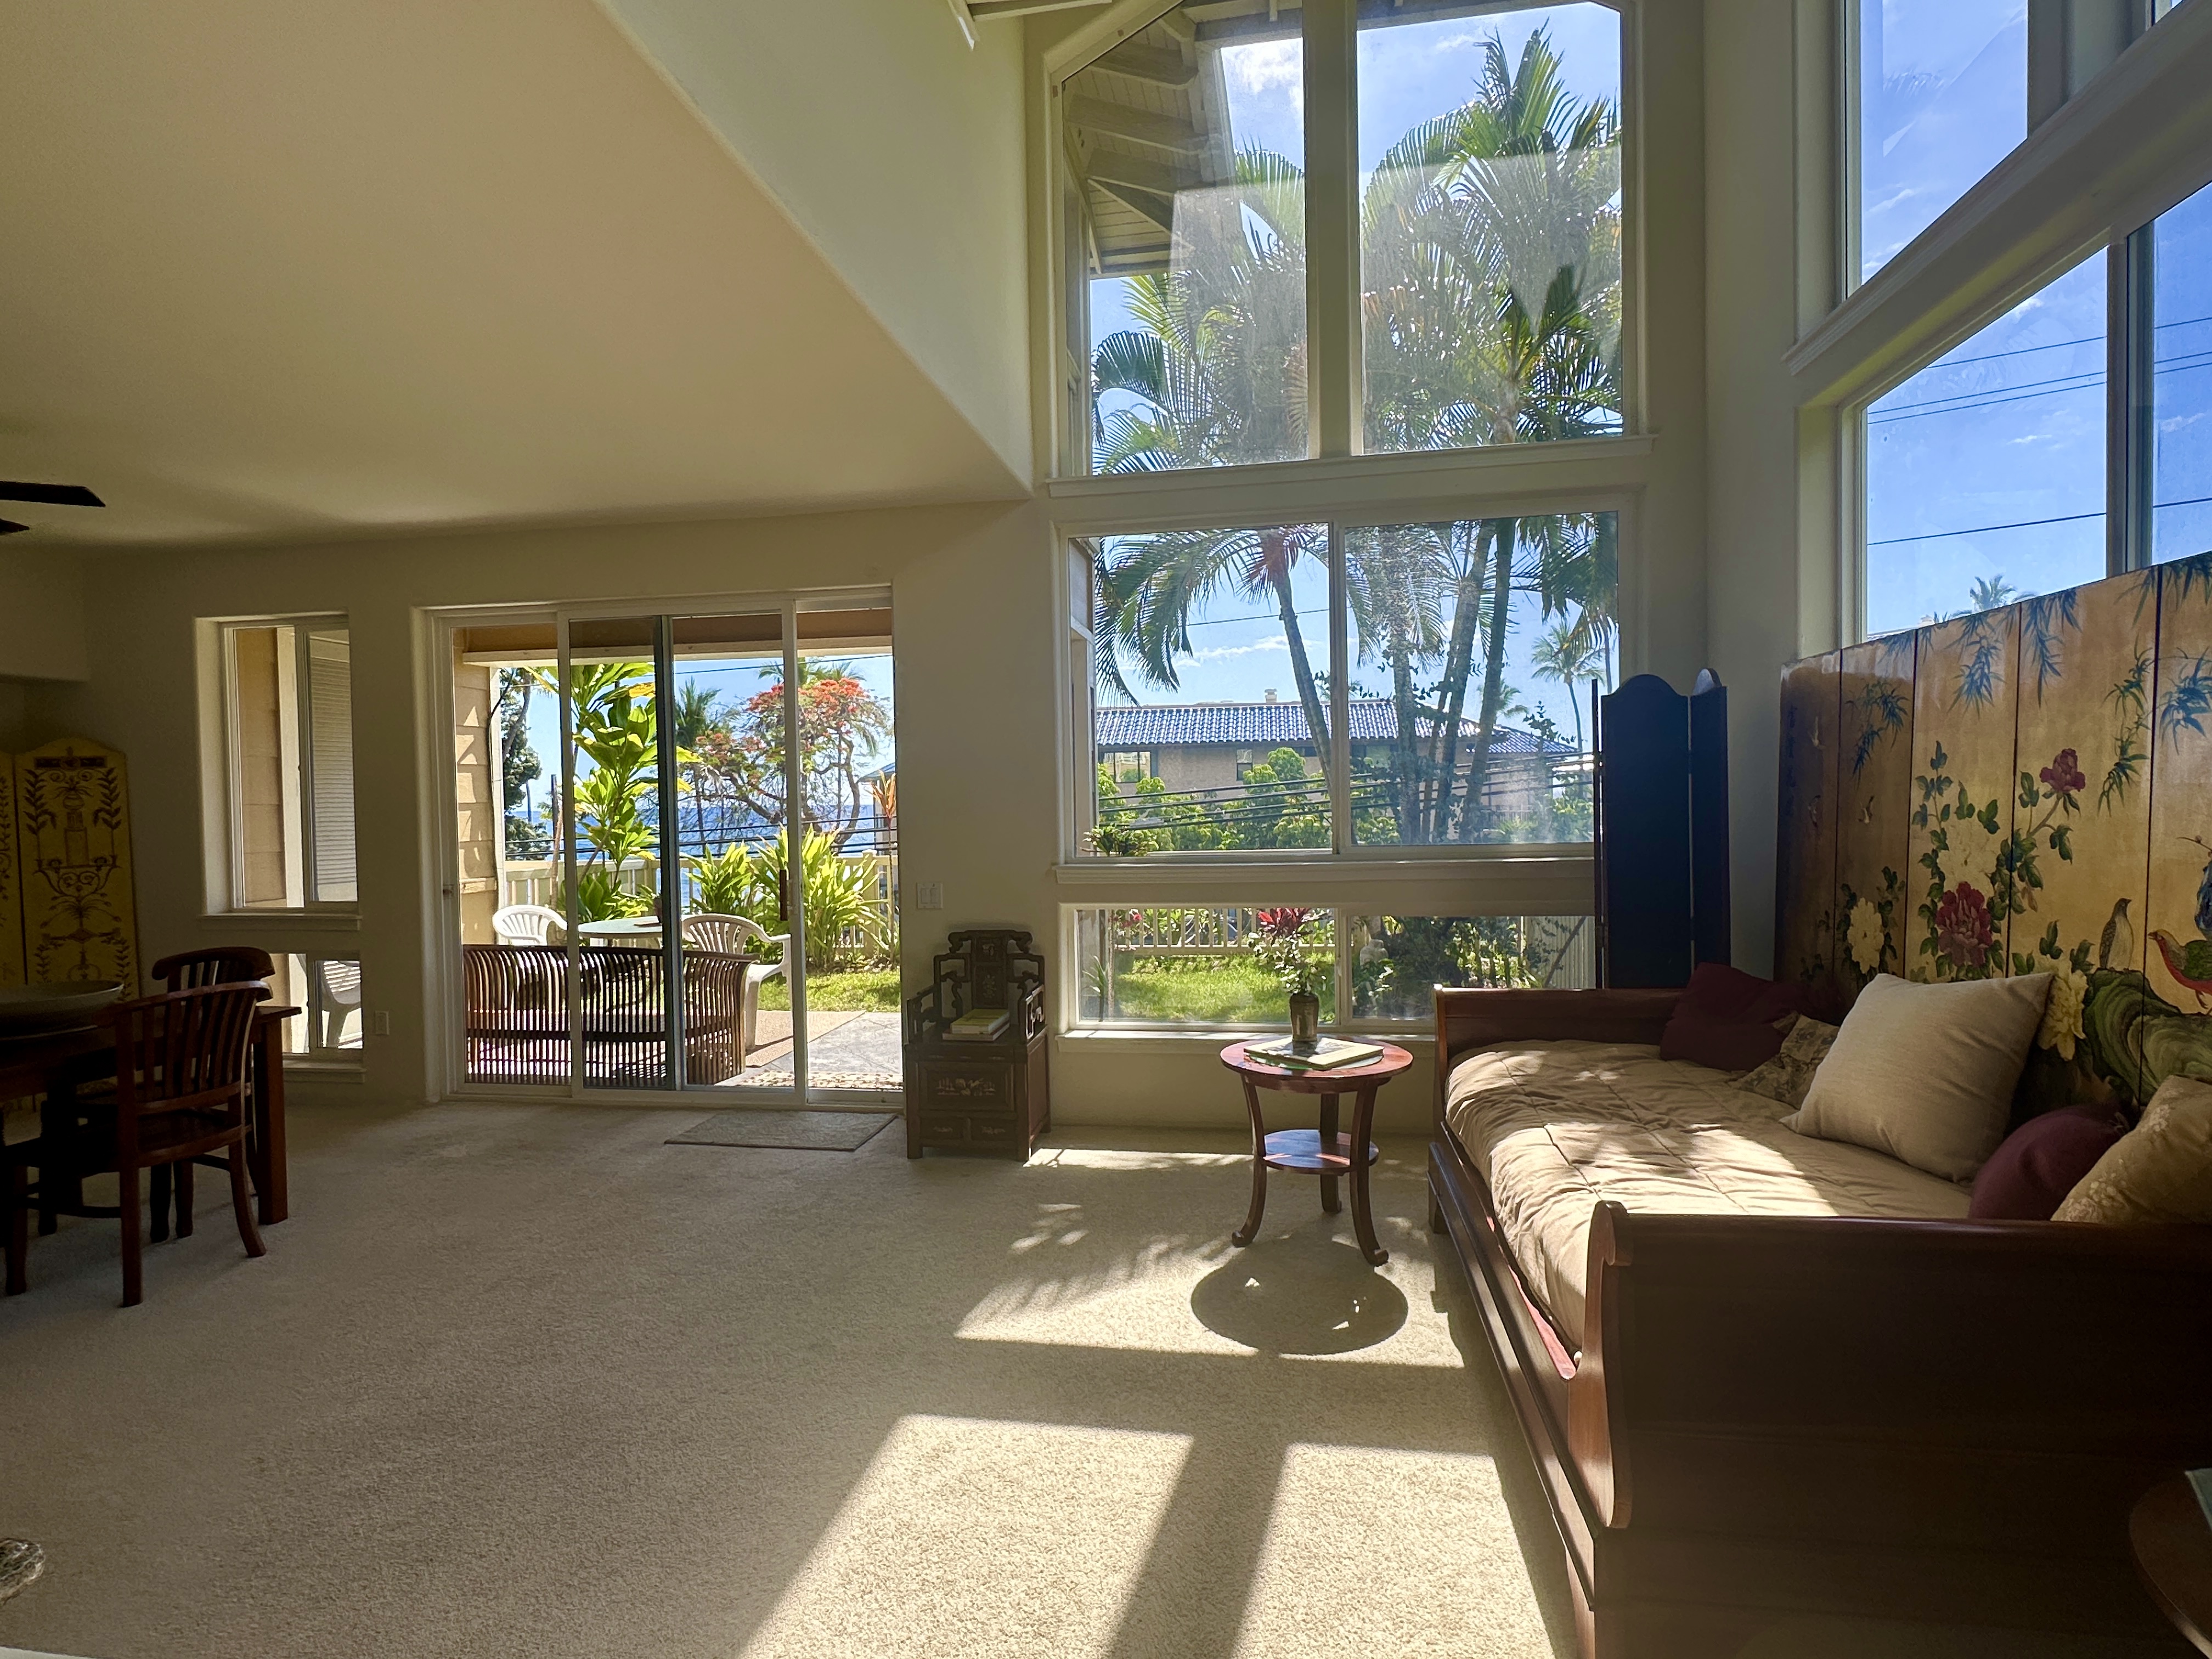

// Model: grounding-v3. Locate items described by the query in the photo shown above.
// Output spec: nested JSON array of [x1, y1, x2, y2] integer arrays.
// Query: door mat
[[667, 1110, 897, 1152]]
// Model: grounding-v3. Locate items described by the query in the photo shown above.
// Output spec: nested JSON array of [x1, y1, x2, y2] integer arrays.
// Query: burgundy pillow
[[1658, 963, 1812, 1073], [1969, 1104, 2129, 1220]]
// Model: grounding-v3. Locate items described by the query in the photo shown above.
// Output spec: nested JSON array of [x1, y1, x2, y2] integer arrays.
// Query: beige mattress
[[1445, 1041, 1970, 1351]]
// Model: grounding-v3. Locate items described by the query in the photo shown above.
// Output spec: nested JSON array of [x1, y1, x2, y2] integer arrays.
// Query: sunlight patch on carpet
[[1234, 1445, 1549, 1658], [956, 1216, 1464, 1367], [737, 1415, 1189, 1659]]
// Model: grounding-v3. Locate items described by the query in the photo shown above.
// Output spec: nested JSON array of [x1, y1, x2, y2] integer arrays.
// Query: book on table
[[945, 1007, 1011, 1042], [1243, 1035, 1384, 1071]]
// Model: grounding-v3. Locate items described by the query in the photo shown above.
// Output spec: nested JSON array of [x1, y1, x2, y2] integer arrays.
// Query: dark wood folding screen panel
[[1595, 672, 1730, 988]]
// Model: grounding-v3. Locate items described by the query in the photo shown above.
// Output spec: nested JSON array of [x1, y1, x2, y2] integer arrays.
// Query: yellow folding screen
[[1776, 556, 2212, 1116]]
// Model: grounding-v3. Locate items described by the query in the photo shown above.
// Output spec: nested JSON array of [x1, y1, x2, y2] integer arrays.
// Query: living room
[[1, 2, 2209, 1656]]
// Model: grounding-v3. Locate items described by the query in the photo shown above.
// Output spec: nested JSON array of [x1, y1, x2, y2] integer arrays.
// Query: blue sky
[[1860, 6, 2212, 634], [1088, 3, 1622, 745]]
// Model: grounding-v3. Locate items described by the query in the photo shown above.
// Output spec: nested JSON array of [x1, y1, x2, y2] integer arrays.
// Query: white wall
[[0, 551, 87, 685], [1702, 0, 1815, 973], [599, 0, 1034, 481]]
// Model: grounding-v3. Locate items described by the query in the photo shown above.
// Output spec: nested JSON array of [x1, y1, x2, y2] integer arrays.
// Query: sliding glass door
[[453, 593, 897, 1103]]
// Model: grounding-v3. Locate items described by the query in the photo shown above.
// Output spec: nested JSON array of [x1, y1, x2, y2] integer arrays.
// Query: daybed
[[1430, 986, 2212, 1659]]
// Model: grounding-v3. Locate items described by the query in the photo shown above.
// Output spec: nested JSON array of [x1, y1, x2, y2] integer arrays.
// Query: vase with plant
[[1248, 906, 1325, 1047]]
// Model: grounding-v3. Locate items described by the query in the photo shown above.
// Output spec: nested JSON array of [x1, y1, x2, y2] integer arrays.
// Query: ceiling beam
[[1095, 179, 1176, 234], [1091, 43, 1198, 87], [1084, 148, 1200, 198], [967, 0, 1113, 19], [1067, 94, 1205, 153]]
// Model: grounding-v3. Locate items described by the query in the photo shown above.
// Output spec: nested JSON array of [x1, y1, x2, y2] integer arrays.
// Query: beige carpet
[[0, 1103, 1576, 1659]]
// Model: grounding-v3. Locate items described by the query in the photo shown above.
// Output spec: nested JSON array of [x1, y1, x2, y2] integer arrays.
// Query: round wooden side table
[[2131, 1474, 2212, 1656], [1219, 1040, 1413, 1266]]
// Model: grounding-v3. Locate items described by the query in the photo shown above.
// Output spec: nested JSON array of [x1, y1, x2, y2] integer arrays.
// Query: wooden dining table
[[0, 1002, 298, 1227]]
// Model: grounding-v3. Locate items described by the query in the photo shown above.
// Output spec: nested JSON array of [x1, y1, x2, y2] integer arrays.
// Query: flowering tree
[[690, 660, 890, 849]]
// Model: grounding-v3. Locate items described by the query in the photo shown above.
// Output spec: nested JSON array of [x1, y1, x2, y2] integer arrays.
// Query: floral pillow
[[1734, 1014, 1840, 1110]]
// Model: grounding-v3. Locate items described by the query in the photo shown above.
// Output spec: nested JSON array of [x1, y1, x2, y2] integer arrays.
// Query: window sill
[[1043, 435, 1655, 502], [199, 910, 361, 935]]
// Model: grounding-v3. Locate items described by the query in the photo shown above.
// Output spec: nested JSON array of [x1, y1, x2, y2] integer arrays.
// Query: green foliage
[[1247, 907, 1329, 998], [682, 831, 889, 974]]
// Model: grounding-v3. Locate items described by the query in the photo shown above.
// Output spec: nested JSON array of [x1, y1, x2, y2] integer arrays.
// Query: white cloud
[[1191, 633, 1288, 663], [1226, 40, 1302, 106]]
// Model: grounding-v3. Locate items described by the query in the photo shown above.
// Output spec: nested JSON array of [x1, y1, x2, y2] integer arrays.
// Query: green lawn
[[759, 969, 900, 1013], [1103, 960, 1331, 1026]]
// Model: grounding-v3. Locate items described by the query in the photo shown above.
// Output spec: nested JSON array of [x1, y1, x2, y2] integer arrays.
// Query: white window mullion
[[1303, 0, 1361, 460]]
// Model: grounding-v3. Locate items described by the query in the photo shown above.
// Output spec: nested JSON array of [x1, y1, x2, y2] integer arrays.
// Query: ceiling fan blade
[[0, 519, 27, 536], [0, 482, 103, 507]]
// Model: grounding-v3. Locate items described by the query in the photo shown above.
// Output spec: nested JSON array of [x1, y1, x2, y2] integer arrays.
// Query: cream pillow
[[2052, 1074, 2212, 1223], [1784, 972, 2051, 1181]]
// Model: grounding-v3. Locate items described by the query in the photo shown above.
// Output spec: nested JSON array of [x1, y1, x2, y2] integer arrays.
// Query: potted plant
[[1249, 906, 1325, 1048]]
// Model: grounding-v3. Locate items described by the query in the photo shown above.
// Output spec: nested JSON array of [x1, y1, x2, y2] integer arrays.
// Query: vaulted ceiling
[[0, 1, 1028, 546]]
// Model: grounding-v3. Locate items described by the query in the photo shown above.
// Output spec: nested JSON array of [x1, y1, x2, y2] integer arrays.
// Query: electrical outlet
[[916, 882, 944, 911], [372, 1009, 393, 1037]]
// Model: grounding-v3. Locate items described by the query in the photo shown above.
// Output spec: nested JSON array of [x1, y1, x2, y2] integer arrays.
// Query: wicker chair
[[681, 914, 787, 1056]]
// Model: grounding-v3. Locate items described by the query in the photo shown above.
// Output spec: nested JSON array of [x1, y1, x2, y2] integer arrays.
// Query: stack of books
[[945, 1007, 1011, 1042], [1243, 1035, 1384, 1071]]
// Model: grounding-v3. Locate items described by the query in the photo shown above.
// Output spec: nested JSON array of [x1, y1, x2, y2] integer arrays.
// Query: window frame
[[1831, 0, 2210, 638], [1061, 902, 1597, 1034], [1044, 0, 1642, 480], [1057, 489, 1633, 871], [212, 613, 357, 918]]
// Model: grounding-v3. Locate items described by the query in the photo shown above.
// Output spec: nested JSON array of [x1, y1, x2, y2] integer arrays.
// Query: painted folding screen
[[1775, 556, 2212, 1115]]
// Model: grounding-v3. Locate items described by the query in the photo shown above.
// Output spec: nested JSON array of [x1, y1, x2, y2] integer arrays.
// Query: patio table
[[577, 917, 663, 946]]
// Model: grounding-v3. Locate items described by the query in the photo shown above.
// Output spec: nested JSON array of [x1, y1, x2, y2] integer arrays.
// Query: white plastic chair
[[493, 904, 567, 947], [681, 913, 789, 1055]]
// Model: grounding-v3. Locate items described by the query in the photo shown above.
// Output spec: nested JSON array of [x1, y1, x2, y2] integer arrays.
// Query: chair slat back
[[108, 986, 262, 1133], [682, 914, 762, 956], [150, 946, 275, 994]]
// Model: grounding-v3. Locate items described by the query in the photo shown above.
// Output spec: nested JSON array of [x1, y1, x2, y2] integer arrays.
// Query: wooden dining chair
[[149, 945, 275, 992], [7, 985, 267, 1306], [144, 946, 274, 1235]]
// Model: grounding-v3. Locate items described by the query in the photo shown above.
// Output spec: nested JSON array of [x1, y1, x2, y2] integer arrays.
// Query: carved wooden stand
[[902, 929, 1049, 1159]]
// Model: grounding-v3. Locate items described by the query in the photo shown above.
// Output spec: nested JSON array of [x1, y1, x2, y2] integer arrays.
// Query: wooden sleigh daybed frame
[[1430, 986, 2212, 1659]]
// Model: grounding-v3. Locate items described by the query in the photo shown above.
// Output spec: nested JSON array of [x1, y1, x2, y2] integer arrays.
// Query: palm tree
[[1530, 615, 1610, 753], [1095, 524, 1334, 795], [1090, 26, 1621, 846], [1966, 574, 2019, 614]]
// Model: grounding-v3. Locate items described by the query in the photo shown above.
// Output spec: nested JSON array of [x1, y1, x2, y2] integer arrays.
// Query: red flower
[[1254, 906, 1312, 939], [1933, 882, 1994, 968], [2040, 748, 2086, 796]]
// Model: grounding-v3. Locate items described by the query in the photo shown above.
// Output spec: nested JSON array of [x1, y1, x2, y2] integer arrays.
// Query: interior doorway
[[444, 594, 899, 1103]]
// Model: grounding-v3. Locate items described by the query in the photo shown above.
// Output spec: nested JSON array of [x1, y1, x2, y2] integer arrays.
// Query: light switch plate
[[916, 882, 944, 911]]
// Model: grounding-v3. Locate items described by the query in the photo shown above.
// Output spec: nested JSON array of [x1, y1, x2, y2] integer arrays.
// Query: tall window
[[1062, 0, 1628, 475], [1863, 257, 2105, 636], [1857, 1, 2027, 284], [1068, 0, 1307, 473], [2151, 177, 2212, 566], [1084, 512, 1613, 856], [1358, 4, 1623, 453], [221, 619, 356, 909]]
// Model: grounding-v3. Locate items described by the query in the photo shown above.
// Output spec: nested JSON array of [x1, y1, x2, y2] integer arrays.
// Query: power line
[[1869, 371, 2102, 422], [1868, 492, 2212, 548]]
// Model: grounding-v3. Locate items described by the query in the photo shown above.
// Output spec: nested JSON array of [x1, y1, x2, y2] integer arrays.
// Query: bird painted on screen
[[2098, 898, 2134, 972], [2190, 835, 2212, 938], [2149, 929, 2212, 1012]]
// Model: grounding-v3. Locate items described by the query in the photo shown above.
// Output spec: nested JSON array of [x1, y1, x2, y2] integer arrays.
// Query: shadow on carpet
[[667, 1110, 897, 1152]]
